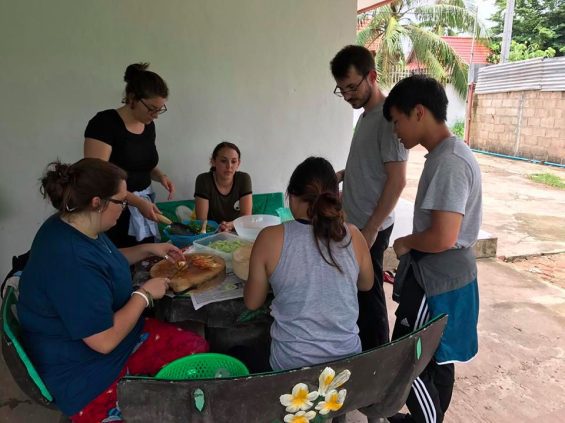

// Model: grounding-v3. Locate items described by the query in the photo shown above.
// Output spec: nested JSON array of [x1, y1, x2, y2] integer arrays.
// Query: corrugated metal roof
[[475, 57, 565, 94]]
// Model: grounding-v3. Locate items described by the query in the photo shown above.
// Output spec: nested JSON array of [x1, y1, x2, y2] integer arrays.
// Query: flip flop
[[383, 270, 395, 284]]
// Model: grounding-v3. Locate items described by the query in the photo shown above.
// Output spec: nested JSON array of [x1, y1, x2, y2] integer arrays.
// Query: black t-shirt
[[84, 109, 158, 191], [194, 171, 252, 222]]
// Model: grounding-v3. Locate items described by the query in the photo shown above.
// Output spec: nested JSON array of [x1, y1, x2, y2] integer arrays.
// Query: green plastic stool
[[154, 353, 249, 380]]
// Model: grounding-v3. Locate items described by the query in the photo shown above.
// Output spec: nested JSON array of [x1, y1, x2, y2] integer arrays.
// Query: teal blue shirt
[[18, 215, 143, 416]]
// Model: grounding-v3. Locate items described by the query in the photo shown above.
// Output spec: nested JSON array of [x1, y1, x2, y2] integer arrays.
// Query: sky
[[466, 0, 498, 29]]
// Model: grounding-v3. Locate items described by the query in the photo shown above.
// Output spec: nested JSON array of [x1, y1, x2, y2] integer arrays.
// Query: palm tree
[[357, 0, 487, 97]]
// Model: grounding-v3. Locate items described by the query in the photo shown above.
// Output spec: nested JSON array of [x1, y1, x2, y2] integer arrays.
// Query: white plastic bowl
[[233, 214, 281, 240]]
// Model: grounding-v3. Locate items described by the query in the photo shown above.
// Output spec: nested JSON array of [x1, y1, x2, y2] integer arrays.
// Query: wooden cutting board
[[150, 253, 226, 294]]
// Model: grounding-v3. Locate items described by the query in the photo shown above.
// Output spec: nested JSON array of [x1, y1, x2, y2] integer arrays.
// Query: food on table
[[156, 213, 172, 225], [232, 244, 253, 281], [150, 253, 226, 293], [168, 221, 215, 236], [207, 239, 248, 253]]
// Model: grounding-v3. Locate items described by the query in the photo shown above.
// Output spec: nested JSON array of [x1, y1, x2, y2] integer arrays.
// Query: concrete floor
[[2, 147, 564, 422]]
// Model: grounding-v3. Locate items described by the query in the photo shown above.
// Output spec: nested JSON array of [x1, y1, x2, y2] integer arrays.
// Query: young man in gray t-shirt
[[383, 76, 482, 423], [330, 45, 408, 350]]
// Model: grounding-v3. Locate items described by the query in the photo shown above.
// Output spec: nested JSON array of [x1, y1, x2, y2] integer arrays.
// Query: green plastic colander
[[154, 353, 249, 380]]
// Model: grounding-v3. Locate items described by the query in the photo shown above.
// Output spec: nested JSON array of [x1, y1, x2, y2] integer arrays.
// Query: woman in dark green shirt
[[195, 142, 252, 232]]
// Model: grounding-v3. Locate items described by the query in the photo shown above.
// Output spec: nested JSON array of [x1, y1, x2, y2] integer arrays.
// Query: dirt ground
[[1, 146, 564, 422]]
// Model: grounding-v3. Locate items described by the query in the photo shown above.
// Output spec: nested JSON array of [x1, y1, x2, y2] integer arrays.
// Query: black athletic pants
[[357, 224, 393, 350], [391, 266, 455, 423]]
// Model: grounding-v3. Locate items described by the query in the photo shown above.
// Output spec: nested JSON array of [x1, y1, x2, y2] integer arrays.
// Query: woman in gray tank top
[[244, 157, 374, 371]]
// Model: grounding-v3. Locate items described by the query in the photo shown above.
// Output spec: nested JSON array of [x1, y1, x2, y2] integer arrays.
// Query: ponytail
[[287, 157, 350, 272]]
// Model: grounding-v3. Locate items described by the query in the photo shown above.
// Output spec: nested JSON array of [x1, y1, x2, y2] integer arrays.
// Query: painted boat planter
[[117, 315, 447, 422]]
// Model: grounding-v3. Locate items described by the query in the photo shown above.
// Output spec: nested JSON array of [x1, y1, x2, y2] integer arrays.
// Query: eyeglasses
[[333, 74, 368, 97], [139, 99, 167, 115], [107, 198, 129, 210]]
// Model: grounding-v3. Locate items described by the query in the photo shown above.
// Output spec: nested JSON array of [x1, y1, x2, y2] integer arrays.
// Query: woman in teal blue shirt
[[18, 158, 208, 421]]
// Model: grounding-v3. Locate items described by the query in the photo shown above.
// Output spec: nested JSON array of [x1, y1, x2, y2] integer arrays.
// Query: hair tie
[[65, 204, 77, 212]]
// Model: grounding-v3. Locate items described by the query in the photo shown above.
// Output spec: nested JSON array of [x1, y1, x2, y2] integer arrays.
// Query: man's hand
[[393, 236, 411, 258], [336, 169, 345, 183]]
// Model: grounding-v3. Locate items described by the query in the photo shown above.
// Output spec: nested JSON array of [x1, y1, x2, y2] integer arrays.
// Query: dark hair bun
[[40, 158, 127, 214], [124, 62, 150, 83], [40, 161, 74, 211]]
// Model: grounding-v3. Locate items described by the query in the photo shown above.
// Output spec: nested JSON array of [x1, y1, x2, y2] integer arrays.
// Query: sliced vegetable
[[207, 239, 247, 253]]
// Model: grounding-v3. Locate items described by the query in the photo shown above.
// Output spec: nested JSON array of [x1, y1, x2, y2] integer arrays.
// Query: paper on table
[[190, 273, 245, 310]]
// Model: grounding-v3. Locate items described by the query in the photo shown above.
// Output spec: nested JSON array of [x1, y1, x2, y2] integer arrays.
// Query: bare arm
[[195, 196, 209, 221], [244, 225, 283, 310], [83, 296, 146, 354], [362, 161, 407, 247], [244, 230, 271, 310], [150, 167, 175, 200], [84, 138, 112, 160], [83, 276, 170, 354], [349, 224, 374, 291], [239, 193, 252, 216], [393, 210, 463, 257]]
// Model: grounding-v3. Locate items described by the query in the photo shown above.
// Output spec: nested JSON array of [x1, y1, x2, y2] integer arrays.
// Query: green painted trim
[[416, 337, 422, 360], [193, 388, 205, 412], [2, 287, 53, 402]]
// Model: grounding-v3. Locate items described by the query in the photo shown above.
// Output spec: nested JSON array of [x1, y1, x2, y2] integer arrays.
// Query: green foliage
[[451, 120, 465, 138], [528, 173, 565, 189], [489, 0, 564, 61], [488, 40, 556, 63], [357, 0, 489, 98]]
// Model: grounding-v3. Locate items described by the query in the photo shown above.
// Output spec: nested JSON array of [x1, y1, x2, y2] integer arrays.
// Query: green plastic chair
[[1, 286, 55, 407], [154, 353, 249, 380]]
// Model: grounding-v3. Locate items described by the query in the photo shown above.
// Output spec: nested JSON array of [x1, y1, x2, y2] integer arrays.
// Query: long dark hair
[[287, 157, 349, 272], [123, 62, 168, 103], [41, 158, 127, 214]]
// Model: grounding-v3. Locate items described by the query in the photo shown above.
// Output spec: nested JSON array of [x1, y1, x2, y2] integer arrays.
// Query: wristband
[[131, 290, 149, 308], [138, 287, 154, 308]]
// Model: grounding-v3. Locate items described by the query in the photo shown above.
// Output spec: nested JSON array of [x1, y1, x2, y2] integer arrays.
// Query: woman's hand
[[219, 221, 234, 232], [148, 243, 184, 263], [137, 199, 160, 222], [160, 175, 175, 200], [141, 277, 170, 300]]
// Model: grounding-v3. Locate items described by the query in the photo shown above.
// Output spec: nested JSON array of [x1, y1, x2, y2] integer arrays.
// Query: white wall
[[446, 83, 467, 127], [0, 0, 356, 277]]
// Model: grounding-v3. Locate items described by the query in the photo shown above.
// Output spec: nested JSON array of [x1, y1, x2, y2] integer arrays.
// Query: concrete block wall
[[468, 90, 565, 164]]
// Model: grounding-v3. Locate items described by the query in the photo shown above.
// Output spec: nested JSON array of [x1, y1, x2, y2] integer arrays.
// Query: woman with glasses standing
[[18, 158, 208, 422], [84, 62, 175, 247]]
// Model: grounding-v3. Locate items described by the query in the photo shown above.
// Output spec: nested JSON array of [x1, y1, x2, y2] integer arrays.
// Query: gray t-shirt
[[269, 221, 361, 371], [342, 103, 408, 230], [414, 136, 482, 248]]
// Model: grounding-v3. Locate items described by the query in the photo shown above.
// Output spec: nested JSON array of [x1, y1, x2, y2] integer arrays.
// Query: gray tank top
[[269, 220, 362, 370]]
